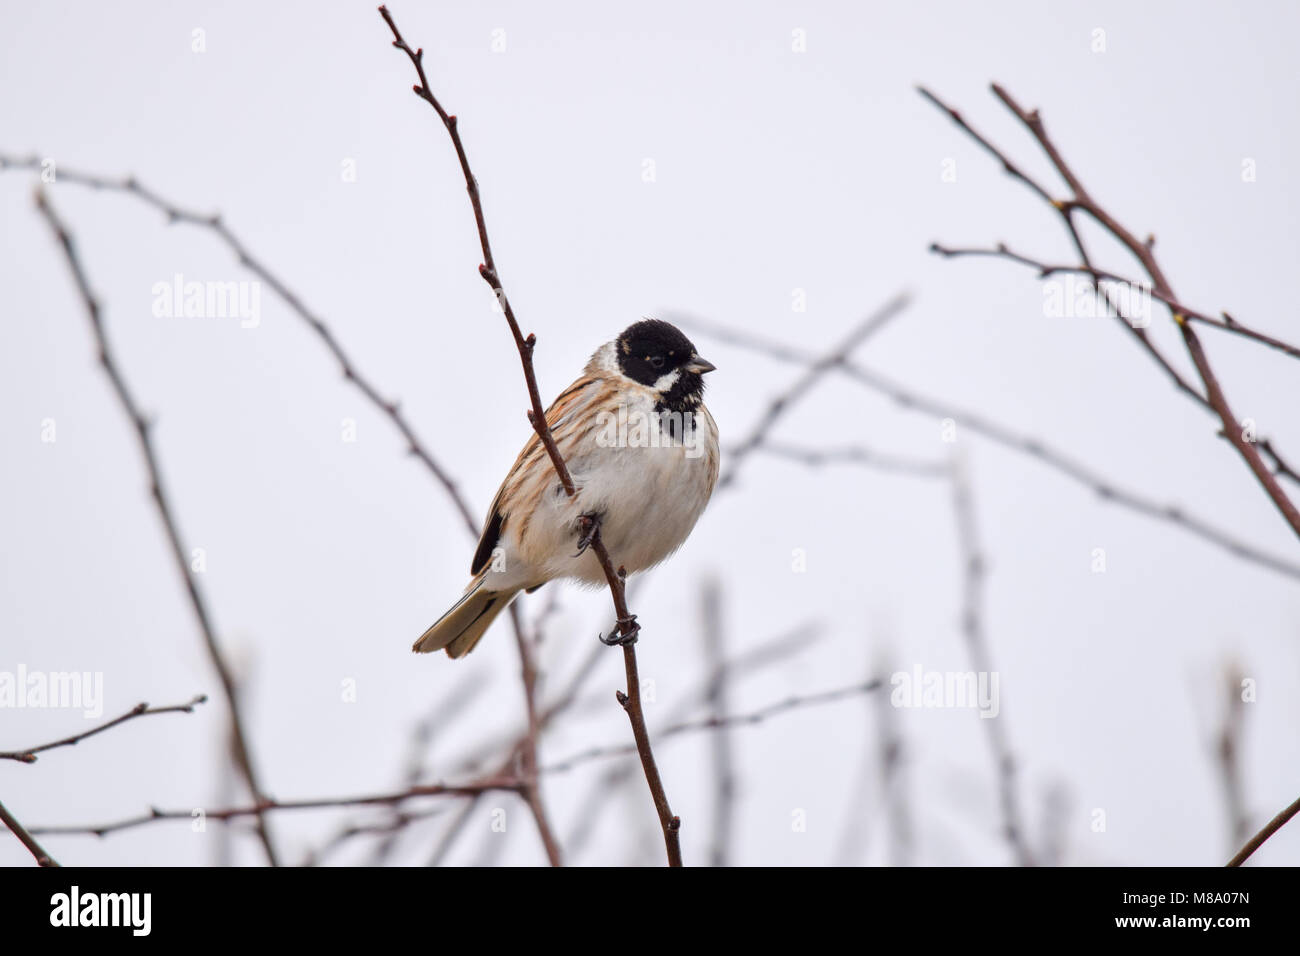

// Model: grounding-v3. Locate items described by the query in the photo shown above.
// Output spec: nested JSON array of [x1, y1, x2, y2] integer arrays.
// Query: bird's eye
[[649, 355, 665, 369]]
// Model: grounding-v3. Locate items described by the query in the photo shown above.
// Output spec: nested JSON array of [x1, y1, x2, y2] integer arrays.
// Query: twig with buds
[[33, 188, 280, 867], [928, 241, 1300, 365], [0, 152, 479, 535], [563, 619, 820, 859], [680, 315, 1300, 582], [720, 293, 910, 488], [544, 677, 883, 776], [700, 579, 735, 867], [0, 695, 207, 764], [29, 776, 522, 840], [0, 799, 59, 867], [921, 83, 1300, 541], [949, 456, 1035, 865], [3, 152, 563, 864], [378, 3, 680, 866]]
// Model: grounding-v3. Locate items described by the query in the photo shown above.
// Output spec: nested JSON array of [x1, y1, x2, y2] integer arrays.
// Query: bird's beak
[[685, 355, 717, 374]]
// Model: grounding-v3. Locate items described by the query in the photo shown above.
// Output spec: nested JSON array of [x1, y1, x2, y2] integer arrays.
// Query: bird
[[415, 319, 720, 658]]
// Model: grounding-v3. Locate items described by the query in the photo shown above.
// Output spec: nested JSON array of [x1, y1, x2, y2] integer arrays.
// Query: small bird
[[415, 319, 720, 658]]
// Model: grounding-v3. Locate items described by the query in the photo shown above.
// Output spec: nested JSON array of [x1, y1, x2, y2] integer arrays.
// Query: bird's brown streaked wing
[[469, 375, 602, 576]]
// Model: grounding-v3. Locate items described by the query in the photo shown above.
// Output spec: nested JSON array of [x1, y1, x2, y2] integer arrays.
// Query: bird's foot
[[574, 512, 602, 557], [599, 615, 640, 647]]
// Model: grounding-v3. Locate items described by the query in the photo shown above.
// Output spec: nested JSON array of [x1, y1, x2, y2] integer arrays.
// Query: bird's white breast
[[532, 386, 718, 585]]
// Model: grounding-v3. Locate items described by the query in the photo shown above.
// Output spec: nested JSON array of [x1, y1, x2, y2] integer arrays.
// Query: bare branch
[[929, 242, 1300, 365], [681, 315, 1300, 582], [700, 578, 734, 867], [0, 695, 207, 764], [1228, 794, 1300, 867], [563, 620, 821, 859], [426, 795, 486, 866], [29, 776, 522, 839], [0, 153, 479, 535], [757, 441, 950, 479], [33, 188, 281, 867], [303, 806, 447, 866], [378, 3, 678, 865], [925, 84, 1300, 541], [916, 86, 1213, 413], [1036, 783, 1071, 867], [720, 292, 910, 488], [949, 456, 1034, 865], [29, 658, 858, 847], [835, 656, 912, 867], [875, 664, 914, 867], [5, 152, 564, 862], [504, 601, 563, 866], [1213, 664, 1252, 853], [544, 677, 883, 776], [0, 799, 59, 867]]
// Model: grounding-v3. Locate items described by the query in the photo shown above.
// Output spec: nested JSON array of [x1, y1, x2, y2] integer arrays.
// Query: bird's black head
[[615, 320, 716, 412]]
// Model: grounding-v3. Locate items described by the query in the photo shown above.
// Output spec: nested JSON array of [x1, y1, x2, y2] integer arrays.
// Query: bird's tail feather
[[413, 579, 519, 658]]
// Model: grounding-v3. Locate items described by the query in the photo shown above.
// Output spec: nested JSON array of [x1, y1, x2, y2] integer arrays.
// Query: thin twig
[[916, 86, 1214, 415], [929, 83, 1300, 541], [0, 165, 571, 865], [875, 661, 913, 867], [358, 674, 486, 866], [1037, 783, 1071, 867], [33, 188, 281, 867], [29, 776, 522, 839], [720, 292, 911, 487], [5, 152, 557, 862], [439, 583, 648, 785], [758, 442, 950, 479], [505, 601, 563, 866], [1228, 793, 1300, 867], [700, 578, 734, 867], [563, 620, 821, 859], [545, 678, 883, 776], [949, 455, 1034, 865], [378, 4, 678, 865], [1213, 664, 1252, 853], [0, 695, 207, 763], [928, 242, 1300, 364], [613, 635, 682, 864], [0, 799, 60, 867], [681, 315, 1300, 582], [303, 806, 447, 866], [921, 83, 1300, 496], [929, 240, 1300, 488], [426, 794, 485, 866], [29, 661, 866, 846], [0, 153, 479, 535], [834, 655, 912, 867]]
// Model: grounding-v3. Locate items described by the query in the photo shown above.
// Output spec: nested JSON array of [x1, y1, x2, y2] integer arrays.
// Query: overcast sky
[[3, 0, 1299, 866]]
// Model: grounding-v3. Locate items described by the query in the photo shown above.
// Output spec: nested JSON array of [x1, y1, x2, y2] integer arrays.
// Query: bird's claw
[[599, 615, 640, 647], [574, 512, 601, 557]]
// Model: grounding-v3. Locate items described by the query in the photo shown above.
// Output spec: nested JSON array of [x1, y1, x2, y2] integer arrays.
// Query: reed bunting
[[415, 319, 720, 658]]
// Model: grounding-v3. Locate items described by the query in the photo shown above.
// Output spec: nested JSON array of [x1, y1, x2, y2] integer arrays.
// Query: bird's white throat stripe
[[652, 368, 682, 392], [590, 340, 620, 376]]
